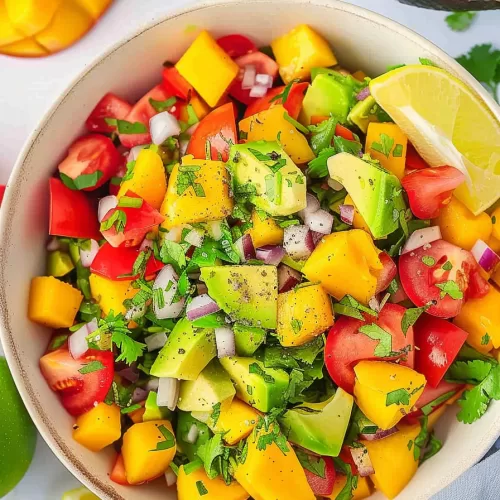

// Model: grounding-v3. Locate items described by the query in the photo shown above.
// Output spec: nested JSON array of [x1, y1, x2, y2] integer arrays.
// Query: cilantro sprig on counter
[[446, 11, 477, 32]]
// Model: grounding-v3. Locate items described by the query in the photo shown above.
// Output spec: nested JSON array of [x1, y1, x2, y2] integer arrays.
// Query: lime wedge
[[62, 487, 100, 500]]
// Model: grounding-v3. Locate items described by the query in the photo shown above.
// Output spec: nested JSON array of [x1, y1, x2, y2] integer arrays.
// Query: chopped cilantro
[[333, 136, 362, 156], [149, 96, 176, 112], [445, 11, 477, 32], [295, 449, 326, 478], [393, 144, 404, 157], [481, 333, 491, 345], [256, 423, 289, 455], [121, 404, 142, 414], [104, 118, 148, 134], [359, 323, 392, 357], [195, 480, 208, 496], [291, 318, 303, 335], [122, 160, 136, 182], [419, 58, 439, 67], [370, 133, 394, 158], [150, 424, 176, 451], [442, 260, 453, 271], [334, 295, 378, 321], [265, 174, 275, 202], [177, 165, 206, 197], [447, 359, 493, 384], [117, 196, 143, 209], [78, 360, 105, 375], [401, 304, 429, 336], [60, 171, 103, 191], [435, 280, 463, 300], [100, 209, 127, 233], [421, 390, 457, 416], [283, 112, 309, 134], [269, 78, 300, 104], [492, 215, 497, 225], [308, 117, 337, 154], [307, 146, 336, 178], [159, 240, 186, 272], [249, 362, 275, 384]]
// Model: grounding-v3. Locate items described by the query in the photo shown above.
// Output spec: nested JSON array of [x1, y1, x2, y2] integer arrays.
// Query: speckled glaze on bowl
[[1, 1, 499, 498]]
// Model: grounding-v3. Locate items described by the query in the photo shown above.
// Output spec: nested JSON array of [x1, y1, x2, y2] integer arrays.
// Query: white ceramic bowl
[[1, 1, 499, 499]]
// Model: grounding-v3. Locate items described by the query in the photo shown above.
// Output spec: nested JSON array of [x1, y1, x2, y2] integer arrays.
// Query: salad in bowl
[[26, 23, 500, 500]]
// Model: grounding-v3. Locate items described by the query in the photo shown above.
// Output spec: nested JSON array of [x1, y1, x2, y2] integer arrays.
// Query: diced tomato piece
[[85, 93, 132, 134], [402, 166, 465, 219], [49, 178, 101, 240], [186, 102, 237, 162], [229, 52, 279, 105], [58, 134, 121, 190], [325, 303, 415, 394], [399, 239, 489, 319], [285, 82, 309, 120], [375, 252, 397, 294], [162, 66, 194, 101], [0, 185, 5, 205], [339, 446, 358, 476], [110, 454, 129, 485], [335, 124, 355, 141], [243, 86, 285, 118], [100, 191, 164, 248], [406, 143, 429, 170], [216, 34, 257, 59], [91, 242, 164, 280], [39, 346, 114, 416], [303, 456, 336, 496], [109, 154, 127, 196], [310, 116, 329, 125]]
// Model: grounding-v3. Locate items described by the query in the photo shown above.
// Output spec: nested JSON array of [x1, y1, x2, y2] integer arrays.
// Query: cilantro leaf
[[333, 136, 362, 156], [150, 424, 176, 451], [481, 333, 491, 345], [159, 240, 186, 273], [197, 433, 226, 479], [100, 209, 127, 233], [446, 11, 477, 32], [149, 96, 176, 112], [456, 44, 500, 96], [358, 323, 392, 357], [60, 171, 103, 191], [386, 388, 411, 406], [422, 255, 435, 267], [435, 280, 463, 300], [78, 360, 105, 375], [295, 449, 326, 478], [401, 305, 429, 336], [447, 359, 492, 384], [256, 424, 289, 455], [196, 480, 208, 495], [421, 432, 443, 463], [269, 79, 300, 104], [291, 318, 303, 335], [421, 390, 457, 416], [211, 402, 221, 426], [306, 147, 336, 178], [249, 362, 275, 384], [105, 118, 148, 134], [308, 117, 337, 154], [333, 457, 357, 500], [370, 133, 394, 158]]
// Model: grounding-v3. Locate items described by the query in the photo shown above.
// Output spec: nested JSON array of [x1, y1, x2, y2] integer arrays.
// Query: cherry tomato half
[[85, 93, 132, 134], [375, 252, 397, 294], [162, 66, 194, 101], [303, 456, 336, 496], [405, 142, 429, 171]]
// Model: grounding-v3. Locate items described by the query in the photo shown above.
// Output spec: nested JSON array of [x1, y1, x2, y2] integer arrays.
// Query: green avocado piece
[[233, 323, 266, 356], [143, 391, 171, 422], [201, 265, 278, 329], [279, 388, 354, 457], [177, 360, 235, 412], [176, 411, 211, 461], [348, 95, 393, 134], [227, 141, 306, 216], [219, 357, 289, 412], [150, 317, 216, 380], [328, 152, 406, 238], [0, 357, 37, 497], [47, 250, 74, 277]]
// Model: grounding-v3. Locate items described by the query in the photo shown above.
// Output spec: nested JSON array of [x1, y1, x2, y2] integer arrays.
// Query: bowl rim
[[1, 0, 499, 498]]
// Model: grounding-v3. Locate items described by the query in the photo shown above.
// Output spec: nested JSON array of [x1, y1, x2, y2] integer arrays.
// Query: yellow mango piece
[[161, 155, 233, 230], [354, 361, 426, 430], [365, 122, 408, 180], [453, 285, 500, 352], [118, 149, 167, 210], [492, 206, 500, 241], [5, 0, 60, 36], [73, 403, 121, 452], [239, 105, 314, 164], [277, 284, 334, 346], [361, 423, 421, 499], [34, 1, 93, 53], [344, 194, 371, 234], [177, 465, 248, 500], [73, 0, 112, 19], [302, 230, 383, 305], [247, 210, 284, 248], [270, 24, 337, 83], [0, 0, 24, 46], [180, 95, 211, 122], [433, 196, 493, 251], [122, 420, 176, 485], [0, 36, 48, 56], [326, 475, 371, 500], [176, 31, 239, 107], [89, 273, 138, 317], [28, 276, 83, 328], [234, 426, 315, 500], [208, 398, 259, 445]]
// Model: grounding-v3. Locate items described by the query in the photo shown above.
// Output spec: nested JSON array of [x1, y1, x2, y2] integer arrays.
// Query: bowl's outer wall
[[1, 1, 499, 499]]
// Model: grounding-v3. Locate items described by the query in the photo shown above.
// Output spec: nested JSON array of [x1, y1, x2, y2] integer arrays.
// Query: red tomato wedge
[[162, 66, 194, 101], [229, 52, 279, 105], [186, 102, 237, 162], [405, 143, 429, 171], [325, 303, 415, 394], [0, 185, 5, 205], [402, 166, 465, 219], [243, 86, 285, 118], [91, 242, 164, 280], [85, 93, 132, 134], [40, 346, 114, 416], [414, 314, 468, 387], [303, 456, 336, 496], [399, 239, 489, 319], [335, 124, 356, 141], [375, 252, 397, 294], [109, 156, 127, 196], [58, 134, 121, 190], [339, 446, 358, 476], [100, 191, 165, 248], [216, 34, 257, 59], [110, 454, 129, 485], [49, 178, 101, 240]]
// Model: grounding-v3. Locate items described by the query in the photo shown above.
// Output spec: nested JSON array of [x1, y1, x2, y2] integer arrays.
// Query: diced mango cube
[[89, 273, 138, 317], [176, 31, 239, 107], [28, 276, 83, 328], [180, 95, 211, 122], [74, 0, 112, 19], [326, 475, 371, 499], [5, 0, 60, 36], [73, 403, 121, 452], [344, 194, 371, 235], [271, 24, 337, 83], [247, 210, 284, 248]]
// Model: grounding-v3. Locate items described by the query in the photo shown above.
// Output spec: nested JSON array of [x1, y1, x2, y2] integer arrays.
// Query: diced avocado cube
[[47, 250, 74, 277], [233, 324, 267, 356], [348, 95, 393, 134], [227, 141, 306, 217], [201, 265, 278, 329], [219, 357, 289, 412], [150, 318, 216, 380], [143, 391, 171, 422], [175, 411, 211, 461]]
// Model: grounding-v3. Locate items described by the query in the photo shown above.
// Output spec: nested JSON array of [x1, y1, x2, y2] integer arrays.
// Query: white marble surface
[[1, 0, 499, 498]]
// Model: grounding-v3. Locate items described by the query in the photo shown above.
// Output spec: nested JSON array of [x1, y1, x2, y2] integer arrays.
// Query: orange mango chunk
[[247, 210, 284, 248]]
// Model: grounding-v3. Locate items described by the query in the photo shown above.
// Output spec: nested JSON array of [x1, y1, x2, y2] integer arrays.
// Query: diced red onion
[[153, 265, 185, 319], [356, 86, 371, 101], [327, 178, 344, 191], [360, 426, 398, 441], [149, 111, 181, 145], [241, 64, 257, 89], [185, 424, 199, 444], [278, 264, 302, 293], [117, 365, 139, 383], [46, 237, 60, 251], [284, 225, 315, 260], [157, 377, 180, 411], [311, 231, 324, 246], [249, 84, 268, 98], [401, 226, 442, 254], [350, 446, 375, 477], [98, 195, 118, 223], [139, 238, 154, 252], [196, 283, 208, 295], [145, 332, 168, 352], [186, 294, 221, 321], [145, 377, 159, 392], [128, 144, 147, 162], [79, 239, 100, 268], [255, 73, 273, 88], [185, 229, 204, 248], [186, 122, 200, 136], [304, 209, 334, 235], [180, 139, 189, 156], [298, 194, 321, 220], [69, 319, 97, 360], [339, 204, 355, 225], [471, 239, 500, 273], [235, 233, 256, 262], [215, 327, 236, 358], [256, 245, 286, 266], [132, 387, 148, 403], [165, 467, 177, 487]]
